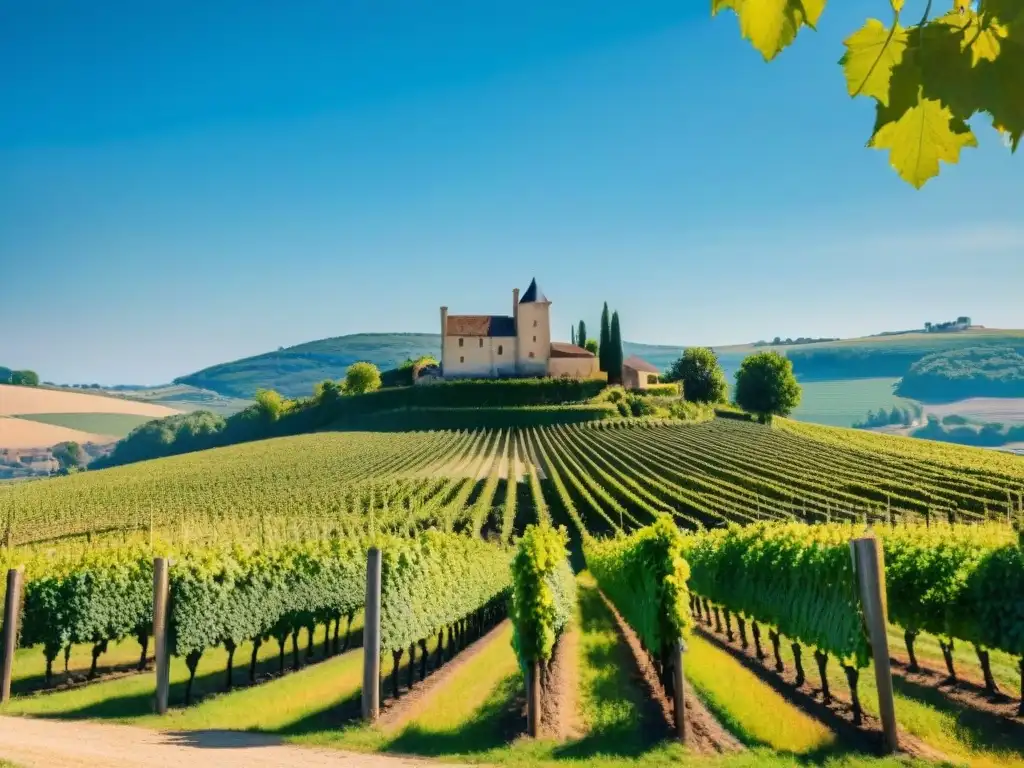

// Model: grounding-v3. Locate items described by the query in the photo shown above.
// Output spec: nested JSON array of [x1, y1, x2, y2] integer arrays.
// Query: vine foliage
[[510, 524, 576, 670], [714, 0, 1023, 187]]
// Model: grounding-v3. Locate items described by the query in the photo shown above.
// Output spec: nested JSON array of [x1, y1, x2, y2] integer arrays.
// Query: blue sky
[[1, 0, 1020, 385]]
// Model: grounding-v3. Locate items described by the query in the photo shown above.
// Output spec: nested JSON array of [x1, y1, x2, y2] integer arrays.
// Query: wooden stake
[[153, 557, 170, 714], [851, 535, 898, 753], [673, 640, 686, 741], [527, 660, 541, 737], [362, 547, 382, 721], [1, 568, 23, 703]]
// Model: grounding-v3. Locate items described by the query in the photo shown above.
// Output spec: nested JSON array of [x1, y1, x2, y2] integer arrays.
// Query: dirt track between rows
[[0, 716, 462, 768]]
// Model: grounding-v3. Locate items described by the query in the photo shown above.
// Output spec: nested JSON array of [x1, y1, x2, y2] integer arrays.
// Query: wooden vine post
[[673, 639, 686, 741], [362, 547, 382, 722], [152, 557, 170, 714], [526, 661, 541, 737], [850, 534, 898, 754], [1, 568, 24, 703]]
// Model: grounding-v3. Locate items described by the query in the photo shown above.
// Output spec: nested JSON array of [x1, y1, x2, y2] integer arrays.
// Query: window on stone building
[[460, 356, 464, 363], [459, 338, 464, 347], [479, 338, 483, 347], [529, 351, 535, 358], [533, 336, 536, 342], [497, 345, 503, 355], [533, 320, 537, 327]]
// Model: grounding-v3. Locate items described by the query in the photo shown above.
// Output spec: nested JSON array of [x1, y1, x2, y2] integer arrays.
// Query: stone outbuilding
[[622, 355, 660, 390]]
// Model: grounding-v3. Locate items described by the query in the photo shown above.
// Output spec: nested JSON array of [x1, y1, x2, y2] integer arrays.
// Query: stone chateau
[[439, 278, 599, 380]]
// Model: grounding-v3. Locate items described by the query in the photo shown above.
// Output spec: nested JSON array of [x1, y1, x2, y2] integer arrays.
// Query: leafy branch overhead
[[714, 0, 1022, 187]]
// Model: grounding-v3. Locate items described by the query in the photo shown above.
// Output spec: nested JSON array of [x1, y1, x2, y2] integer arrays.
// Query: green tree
[[344, 361, 382, 395], [665, 347, 729, 404], [571, 326, 576, 346], [734, 351, 802, 424], [577, 320, 587, 351], [10, 370, 40, 387], [598, 303, 611, 373], [608, 311, 624, 385], [254, 388, 287, 421], [0, 367, 11, 384], [52, 441, 86, 472], [584, 338, 599, 356]]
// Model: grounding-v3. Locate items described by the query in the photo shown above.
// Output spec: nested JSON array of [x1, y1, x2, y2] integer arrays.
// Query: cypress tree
[[571, 325, 576, 346], [599, 303, 611, 373], [609, 310, 623, 384], [577, 320, 587, 350]]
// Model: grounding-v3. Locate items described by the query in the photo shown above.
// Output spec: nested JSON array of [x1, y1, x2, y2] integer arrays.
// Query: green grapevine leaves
[[712, 0, 827, 61], [717, 0, 1023, 186], [510, 524, 576, 669]]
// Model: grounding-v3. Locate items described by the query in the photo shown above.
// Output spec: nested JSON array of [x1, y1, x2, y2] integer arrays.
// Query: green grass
[[684, 634, 836, 755], [12, 413, 158, 438], [789, 378, 914, 428]]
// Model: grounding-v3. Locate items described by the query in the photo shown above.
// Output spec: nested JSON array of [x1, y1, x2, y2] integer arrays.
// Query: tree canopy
[[665, 347, 729, 404], [608, 311, 624, 386], [714, 0, 1022, 187], [598, 303, 611, 374], [344, 362, 382, 395], [734, 351, 802, 423], [9, 370, 39, 387], [584, 338, 599, 356]]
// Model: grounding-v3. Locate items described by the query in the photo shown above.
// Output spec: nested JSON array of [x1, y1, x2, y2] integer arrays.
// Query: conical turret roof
[[519, 277, 548, 304]]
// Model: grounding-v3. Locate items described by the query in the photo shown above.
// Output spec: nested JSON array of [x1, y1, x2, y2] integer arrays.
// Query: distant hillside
[[173, 328, 1024, 401], [174, 333, 695, 399]]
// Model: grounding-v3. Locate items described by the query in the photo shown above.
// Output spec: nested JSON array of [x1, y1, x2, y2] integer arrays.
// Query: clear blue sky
[[1, 1, 1020, 385]]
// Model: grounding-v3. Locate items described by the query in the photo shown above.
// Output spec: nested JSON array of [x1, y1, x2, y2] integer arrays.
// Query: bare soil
[[0, 715, 462, 768], [540, 620, 582, 740], [693, 623, 947, 761], [598, 591, 744, 755]]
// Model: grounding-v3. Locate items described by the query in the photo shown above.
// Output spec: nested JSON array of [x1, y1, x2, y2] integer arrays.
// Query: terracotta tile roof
[[550, 342, 595, 359], [446, 315, 516, 337], [622, 355, 660, 373]]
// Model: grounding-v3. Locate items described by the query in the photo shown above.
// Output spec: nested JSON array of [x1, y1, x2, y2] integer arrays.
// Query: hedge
[[347, 404, 616, 431]]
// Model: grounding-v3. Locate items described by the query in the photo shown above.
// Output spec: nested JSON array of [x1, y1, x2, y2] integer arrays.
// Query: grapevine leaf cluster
[[510, 524, 576, 670], [716, 0, 1023, 187], [379, 529, 511, 653], [168, 538, 365, 659], [684, 522, 870, 666], [19, 546, 152, 675], [880, 522, 1024, 654], [585, 513, 692, 652]]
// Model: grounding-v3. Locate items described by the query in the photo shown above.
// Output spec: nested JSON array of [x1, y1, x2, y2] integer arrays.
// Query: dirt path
[[0, 716, 463, 768]]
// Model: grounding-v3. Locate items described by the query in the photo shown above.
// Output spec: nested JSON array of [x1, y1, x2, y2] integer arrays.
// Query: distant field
[[923, 398, 1024, 425], [12, 413, 156, 438], [0, 416, 115, 450], [0, 384, 179, 418], [789, 377, 914, 428]]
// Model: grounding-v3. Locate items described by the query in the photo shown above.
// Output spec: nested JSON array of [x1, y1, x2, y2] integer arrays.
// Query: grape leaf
[[868, 91, 978, 187], [938, 8, 1009, 65], [712, 0, 827, 61], [978, 37, 1024, 150], [840, 19, 909, 105]]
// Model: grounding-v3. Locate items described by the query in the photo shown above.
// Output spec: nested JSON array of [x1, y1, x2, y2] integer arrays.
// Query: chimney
[[440, 306, 448, 372]]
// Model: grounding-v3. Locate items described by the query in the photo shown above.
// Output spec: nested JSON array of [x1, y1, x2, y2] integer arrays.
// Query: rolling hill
[[173, 329, 1024, 403], [173, 333, 706, 399]]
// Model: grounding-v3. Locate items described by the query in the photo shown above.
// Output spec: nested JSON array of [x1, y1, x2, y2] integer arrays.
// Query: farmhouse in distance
[[439, 277, 602, 381]]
